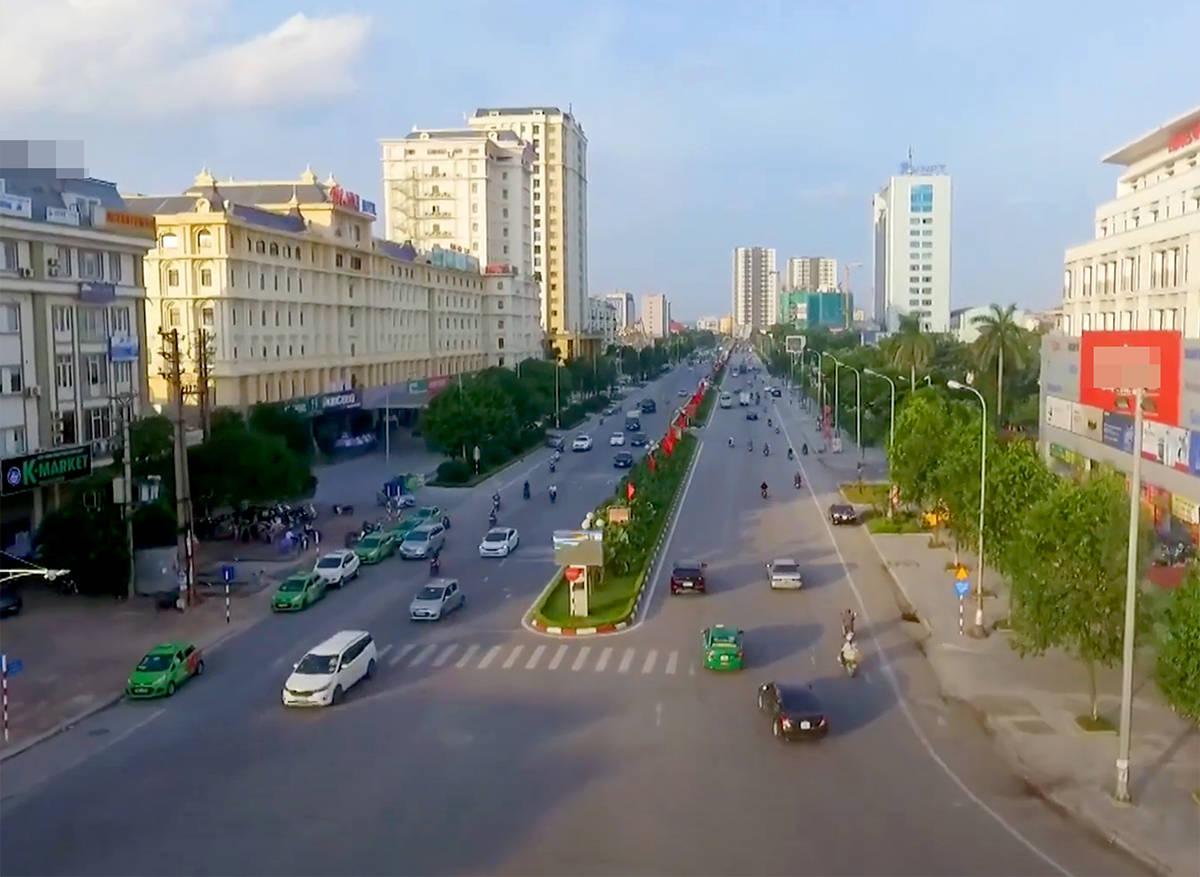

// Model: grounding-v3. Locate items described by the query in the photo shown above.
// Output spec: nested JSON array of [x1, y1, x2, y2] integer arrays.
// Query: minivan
[[282, 630, 377, 707]]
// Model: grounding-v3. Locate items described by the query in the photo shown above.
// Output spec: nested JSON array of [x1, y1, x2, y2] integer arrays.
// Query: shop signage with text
[[328, 185, 376, 216], [1078, 330, 1181, 426], [1167, 119, 1200, 153], [2, 445, 93, 495]]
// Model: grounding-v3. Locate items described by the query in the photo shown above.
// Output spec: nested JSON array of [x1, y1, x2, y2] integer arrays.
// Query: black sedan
[[745, 411, 759, 421], [829, 504, 857, 525], [628, 433, 648, 447], [758, 681, 828, 741], [613, 451, 634, 469]]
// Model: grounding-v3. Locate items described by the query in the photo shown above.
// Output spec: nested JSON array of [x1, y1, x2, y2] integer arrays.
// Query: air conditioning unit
[[18, 267, 32, 278], [22, 385, 39, 398]]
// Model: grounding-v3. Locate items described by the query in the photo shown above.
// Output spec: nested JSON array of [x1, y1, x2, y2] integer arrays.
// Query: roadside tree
[[1156, 570, 1200, 720]]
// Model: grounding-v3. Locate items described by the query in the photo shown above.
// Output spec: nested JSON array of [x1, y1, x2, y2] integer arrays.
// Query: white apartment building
[[732, 246, 777, 329], [125, 168, 541, 410], [467, 107, 589, 353], [950, 304, 1027, 345], [605, 291, 636, 332], [872, 163, 952, 333], [1, 172, 153, 552], [786, 256, 837, 292], [696, 316, 721, 332], [642, 293, 670, 338], [587, 296, 620, 344], [1060, 106, 1200, 336]]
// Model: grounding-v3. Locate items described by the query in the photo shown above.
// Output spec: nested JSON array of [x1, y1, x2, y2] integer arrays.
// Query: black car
[[745, 411, 759, 421], [770, 387, 782, 397], [640, 399, 657, 414], [0, 585, 23, 618], [829, 504, 857, 525], [758, 681, 828, 741], [613, 452, 634, 469], [628, 432, 648, 447], [670, 561, 707, 595], [545, 434, 566, 451]]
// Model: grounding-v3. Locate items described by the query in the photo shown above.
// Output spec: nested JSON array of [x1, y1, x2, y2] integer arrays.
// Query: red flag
[[663, 434, 675, 456], [626, 482, 636, 501], [648, 451, 657, 473]]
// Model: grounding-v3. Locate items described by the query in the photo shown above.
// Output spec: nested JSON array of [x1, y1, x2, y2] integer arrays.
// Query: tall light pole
[[948, 379, 989, 638], [805, 350, 820, 407], [554, 358, 561, 429], [834, 359, 862, 459], [820, 351, 837, 436], [1115, 388, 1146, 803], [864, 368, 896, 453]]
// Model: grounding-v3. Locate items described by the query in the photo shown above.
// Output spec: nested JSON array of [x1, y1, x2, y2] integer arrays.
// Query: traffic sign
[[1, 656, 23, 676], [221, 564, 236, 583], [955, 565, 969, 581], [954, 579, 971, 598]]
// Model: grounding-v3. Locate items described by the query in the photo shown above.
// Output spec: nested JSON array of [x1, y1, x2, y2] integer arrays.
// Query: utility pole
[[119, 396, 136, 600], [159, 328, 195, 610], [1115, 387, 1145, 803], [194, 328, 213, 442]]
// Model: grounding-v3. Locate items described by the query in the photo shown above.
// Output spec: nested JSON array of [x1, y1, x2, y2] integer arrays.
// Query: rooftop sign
[[1167, 119, 1200, 153], [328, 185, 376, 216]]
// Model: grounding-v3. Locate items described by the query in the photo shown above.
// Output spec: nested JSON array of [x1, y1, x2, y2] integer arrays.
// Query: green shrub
[[436, 460, 472, 484], [1157, 572, 1200, 720]]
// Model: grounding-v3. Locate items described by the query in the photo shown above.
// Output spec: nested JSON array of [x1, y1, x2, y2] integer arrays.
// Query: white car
[[572, 435, 593, 452], [312, 549, 360, 588], [766, 558, 804, 590], [282, 630, 377, 707], [609, 432, 625, 447], [479, 527, 520, 557]]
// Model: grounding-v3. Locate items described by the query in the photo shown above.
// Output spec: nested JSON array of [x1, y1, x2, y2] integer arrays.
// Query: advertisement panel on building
[[1070, 402, 1104, 442], [1045, 396, 1072, 430], [1141, 420, 1190, 470], [1078, 330, 1182, 426], [1040, 335, 1081, 400], [1171, 494, 1200, 525], [1102, 411, 1135, 453], [2, 446, 93, 495]]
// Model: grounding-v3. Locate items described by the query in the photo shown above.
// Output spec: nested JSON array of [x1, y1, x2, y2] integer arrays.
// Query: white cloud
[[0, 1, 370, 115]]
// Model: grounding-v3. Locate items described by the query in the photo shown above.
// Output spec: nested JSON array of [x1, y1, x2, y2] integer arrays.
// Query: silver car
[[409, 578, 465, 621], [399, 523, 446, 559], [766, 558, 804, 590]]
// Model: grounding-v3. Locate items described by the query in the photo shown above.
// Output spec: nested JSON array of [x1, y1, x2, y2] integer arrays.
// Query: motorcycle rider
[[492, 491, 501, 510], [767, 417, 773, 428], [794, 472, 802, 489], [549, 484, 558, 504], [787, 447, 794, 460], [763, 443, 770, 457], [728, 436, 735, 447], [747, 440, 753, 452], [489, 509, 498, 527], [429, 549, 441, 576], [802, 442, 808, 455], [841, 608, 857, 638], [760, 480, 769, 499], [838, 631, 860, 670]]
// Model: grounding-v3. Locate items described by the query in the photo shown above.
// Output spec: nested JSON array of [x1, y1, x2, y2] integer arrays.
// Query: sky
[[2, 0, 1197, 320]]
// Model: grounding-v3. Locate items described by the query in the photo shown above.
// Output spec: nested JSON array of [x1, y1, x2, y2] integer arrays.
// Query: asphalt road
[[0, 355, 1147, 876]]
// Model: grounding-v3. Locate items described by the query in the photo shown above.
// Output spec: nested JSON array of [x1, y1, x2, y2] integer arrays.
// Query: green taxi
[[354, 531, 396, 564], [126, 641, 204, 698], [272, 572, 327, 612], [701, 625, 745, 671], [386, 506, 449, 540]]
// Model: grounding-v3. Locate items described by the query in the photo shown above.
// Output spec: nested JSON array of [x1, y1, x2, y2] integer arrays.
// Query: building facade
[[126, 168, 541, 412], [1, 172, 153, 553], [695, 315, 721, 332], [467, 107, 590, 358], [587, 296, 620, 344], [950, 304, 1027, 345], [872, 164, 952, 333], [785, 256, 837, 293], [1059, 107, 1200, 337], [641, 293, 670, 338], [732, 246, 777, 329], [604, 291, 635, 332]]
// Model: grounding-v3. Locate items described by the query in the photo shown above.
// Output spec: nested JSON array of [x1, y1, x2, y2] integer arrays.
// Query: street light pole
[[948, 379, 989, 638], [554, 359, 561, 429], [820, 351, 837, 437], [1115, 387, 1145, 803], [865, 368, 896, 454]]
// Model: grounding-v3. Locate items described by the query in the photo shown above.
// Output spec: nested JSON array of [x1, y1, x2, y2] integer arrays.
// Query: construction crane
[[841, 262, 863, 328]]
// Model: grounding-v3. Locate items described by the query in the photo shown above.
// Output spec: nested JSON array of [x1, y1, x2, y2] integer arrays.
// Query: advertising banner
[[552, 529, 604, 567], [1141, 420, 1191, 470], [1171, 494, 1200, 525], [1071, 402, 1104, 442], [2, 445, 93, 495], [1045, 396, 1073, 430], [1078, 330, 1182, 426], [1102, 411, 1135, 453]]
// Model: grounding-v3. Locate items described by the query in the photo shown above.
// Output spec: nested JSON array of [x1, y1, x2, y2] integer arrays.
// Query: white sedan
[[572, 435, 593, 452], [312, 549, 360, 588], [479, 527, 520, 558], [609, 432, 625, 446]]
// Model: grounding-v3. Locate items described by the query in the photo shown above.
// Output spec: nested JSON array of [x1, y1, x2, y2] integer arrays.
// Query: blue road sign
[[954, 579, 971, 598], [2, 656, 23, 676], [221, 564, 236, 583]]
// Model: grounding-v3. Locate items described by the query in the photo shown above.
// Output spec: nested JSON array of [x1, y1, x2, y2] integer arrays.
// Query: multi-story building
[[718, 315, 734, 335], [872, 161, 952, 333], [696, 316, 721, 332], [125, 168, 541, 414], [786, 256, 838, 293], [732, 246, 777, 329], [1, 172, 154, 552], [1060, 106, 1200, 337], [467, 107, 592, 359], [641, 293, 670, 338], [604, 291, 636, 332], [587, 296, 620, 345], [950, 304, 1028, 345]]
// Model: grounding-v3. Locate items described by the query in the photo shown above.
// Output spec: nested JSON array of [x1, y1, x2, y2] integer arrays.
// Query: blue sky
[[4, 0, 1197, 319]]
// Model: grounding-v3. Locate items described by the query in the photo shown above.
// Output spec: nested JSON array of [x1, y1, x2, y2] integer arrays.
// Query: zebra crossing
[[376, 639, 694, 678]]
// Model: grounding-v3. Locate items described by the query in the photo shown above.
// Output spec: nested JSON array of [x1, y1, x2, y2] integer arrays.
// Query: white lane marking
[[525, 644, 546, 669], [432, 644, 457, 667], [665, 651, 679, 675], [688, 663, 696, 676], [776, 408, 1072, 877], [502, 645, 525, 669], [377, 644, 394, 660], [595, 647, 613, 672], [389, 644, 416, 667], [409, 643, 438, 667], [642, 649, 658, 674], [656, 702, 662, 727], [477, 645, 503, 669], [455, 644, 479, 668], [618, 648, 636, 673], [548, 644, 568, 670], [571, 646, 591, 671]]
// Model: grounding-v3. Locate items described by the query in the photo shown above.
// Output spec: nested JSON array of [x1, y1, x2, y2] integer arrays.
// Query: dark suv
[[640, 399, 656, 414], [669, 561, 707, 595]]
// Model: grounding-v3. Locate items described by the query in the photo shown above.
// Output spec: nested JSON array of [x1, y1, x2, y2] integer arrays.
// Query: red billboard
[[1078, 331, 1181, 426]]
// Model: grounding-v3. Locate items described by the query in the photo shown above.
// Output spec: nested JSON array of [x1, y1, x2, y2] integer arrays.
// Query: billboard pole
[[1114, 387, 1144, 803]]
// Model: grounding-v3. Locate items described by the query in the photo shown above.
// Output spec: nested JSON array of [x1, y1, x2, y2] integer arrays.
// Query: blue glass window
[[910, 184, 933, 213]]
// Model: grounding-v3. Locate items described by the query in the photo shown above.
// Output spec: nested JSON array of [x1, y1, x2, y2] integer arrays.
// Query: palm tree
[[884, 314, 934, 388], [972, 304, 1028, 422]]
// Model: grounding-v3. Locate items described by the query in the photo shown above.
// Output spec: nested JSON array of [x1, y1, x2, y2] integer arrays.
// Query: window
[[78, 249, 102, 280], [1082, 265, 1093, 296], [502, 189, 508, 199], [1121, 257, 1135, 292], [336, 253, 344, 268], [1, 237, 18, 270], [196, 229, 213, 249], [87, 405, 112, 441], [85, 354, 106, 385], [351, 256, 362, 270], [113, 360, 132, 385], [0, 302, 18, 333], [269, 243, 279, 256], [1063, 269, 1072, 297], [1151, 251, 1163, 287], [79, 307, 107, 342], [255, 240, 266, 254], [0, 364, 22, 394], [160, 233, 179, 248], [200, 268, 213, 287], [52, 305, 73, 333], [168, 268, 180, 287], [108, 252, 123, 283], [1165, 248, 1179, 287], [3, 426, 27, 455], [55, 354, 74, 388], [202, 307, 214, 326], [168, 307, 180, 327]]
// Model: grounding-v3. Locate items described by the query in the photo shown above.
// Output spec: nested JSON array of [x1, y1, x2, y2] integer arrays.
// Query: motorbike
[[728, 437, 735, 448], [775, 426, 780, 434], [549, 487, 558, 504], [549, 460, 557, 473], [429, 552, 441, 576], [787, 448, 794, 460], [801, 444, 808, 456], [763, 445, 770, 457], [492, 493, 501, 511], [838, 634, 861, 678], [747, 441, 753, 452], [761, 485, 769, 500], [489, 510, 498, 527], [794, 473, 802, 489]]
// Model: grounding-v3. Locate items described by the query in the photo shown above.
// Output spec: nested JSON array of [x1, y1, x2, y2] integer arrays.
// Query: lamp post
[[554, 358, 561, 429], [947, 379, 989, 638], [834, 358, 862, 459], [806, 350, 821, 408], [820, 351, 837, 436], [864, 368, 896, 453]]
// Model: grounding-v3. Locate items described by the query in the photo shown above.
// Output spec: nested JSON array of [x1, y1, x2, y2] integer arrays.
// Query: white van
[[282, 630, 377, 707], [719, 392, 734, 408]]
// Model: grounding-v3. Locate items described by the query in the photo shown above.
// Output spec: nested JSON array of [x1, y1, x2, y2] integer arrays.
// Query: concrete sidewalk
[[863, 529, 1199, 875]]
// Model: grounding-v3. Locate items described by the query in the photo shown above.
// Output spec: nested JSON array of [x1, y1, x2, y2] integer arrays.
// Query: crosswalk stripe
[[455, 644, 479, 668], [571, 646, 591, 671], [502, 645, 524, 669], [689, 663, 696, 676], [409, 643, 438, 667], [665, 651, 678, 675], [642, 649, 658, 674], [525, 645, 546, 669], [595, 647, 613, 672], [618, 648, 635, 673], [432, 644, 457, 667], [548, 645, 568, 670], [377, 644, 393, 660], [389, 644, 416, 667], [478, 645, 502, 669]]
